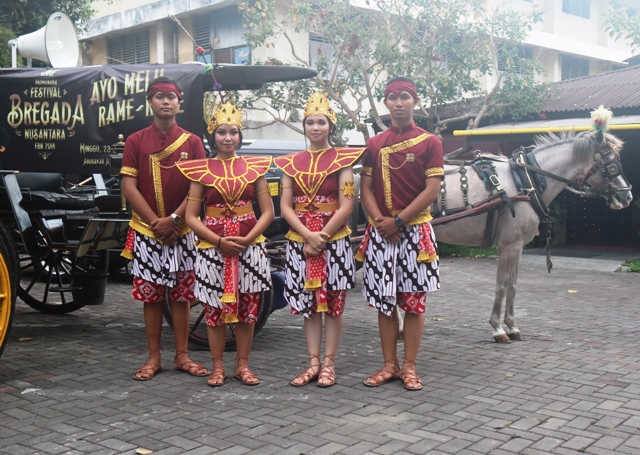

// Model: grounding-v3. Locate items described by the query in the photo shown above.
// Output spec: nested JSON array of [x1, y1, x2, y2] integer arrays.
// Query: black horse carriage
[[0, 63, 317, 356]]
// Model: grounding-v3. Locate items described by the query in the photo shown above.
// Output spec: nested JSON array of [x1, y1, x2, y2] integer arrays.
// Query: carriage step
[[48, 286, 81, 293]]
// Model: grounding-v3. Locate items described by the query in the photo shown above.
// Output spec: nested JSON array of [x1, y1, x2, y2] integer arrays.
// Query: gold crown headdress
[[207, 101, 243, 134], [303, 92, 336, 124]]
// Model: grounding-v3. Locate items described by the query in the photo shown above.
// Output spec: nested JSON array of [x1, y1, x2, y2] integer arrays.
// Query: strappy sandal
[[290, 354, 321, 387], [133, 351, 162, 381], [363, 358, 400, 387], [174, 350, 209, 377], [400, 358, 423, 391], [317, 354, 336, 388], [233, 356, 260, 386], [207, 354, 225, 388]]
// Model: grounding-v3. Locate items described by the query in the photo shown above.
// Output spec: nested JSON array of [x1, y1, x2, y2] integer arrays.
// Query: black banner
[[0, 64, 205, 174]]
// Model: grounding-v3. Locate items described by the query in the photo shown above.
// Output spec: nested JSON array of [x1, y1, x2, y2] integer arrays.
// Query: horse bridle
[[516, 143, 631, 200], [579, 146, 632, 198], [513, 140, 631, 272]]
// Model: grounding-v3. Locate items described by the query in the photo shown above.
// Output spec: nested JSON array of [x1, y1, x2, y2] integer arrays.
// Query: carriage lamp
[[109, 134, 125, 177], [108, 134, 126, 212]]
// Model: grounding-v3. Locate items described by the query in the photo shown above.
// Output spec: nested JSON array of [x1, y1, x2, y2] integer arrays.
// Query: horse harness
[[510, 147, 549, 218], [509, 147, 557, 271], [434, 142, 629, 271], [435, 152, 528, 249]]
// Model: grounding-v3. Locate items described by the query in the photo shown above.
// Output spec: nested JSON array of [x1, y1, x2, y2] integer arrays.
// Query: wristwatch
[[170, 213, 182, 225], [394, 215, 405, 228]]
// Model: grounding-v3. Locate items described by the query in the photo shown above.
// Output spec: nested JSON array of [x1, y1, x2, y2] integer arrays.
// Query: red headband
[[147, 82, 182, 101], [384, 81, 418, 99]]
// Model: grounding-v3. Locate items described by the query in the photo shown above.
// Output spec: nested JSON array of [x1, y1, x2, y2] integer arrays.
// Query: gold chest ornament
[[388, 151, 415, 170]]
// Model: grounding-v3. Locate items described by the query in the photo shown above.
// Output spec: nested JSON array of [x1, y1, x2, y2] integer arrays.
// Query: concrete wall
[[92, 0, 158, 18], [80, 0, 231, 40], [82, 36, 107, 65], [177, 16, 195, 63]]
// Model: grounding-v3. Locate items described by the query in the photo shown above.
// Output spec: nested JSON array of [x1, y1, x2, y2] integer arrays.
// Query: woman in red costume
[[177, 102, 274, 387], [275, 92, 363, 387]]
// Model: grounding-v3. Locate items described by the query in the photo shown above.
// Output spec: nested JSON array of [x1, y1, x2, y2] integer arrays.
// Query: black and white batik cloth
[[194, 244, 272, 308], [131, 231, 197, 287], [362, 223, 439, 316], [284, 237, 356, 317]]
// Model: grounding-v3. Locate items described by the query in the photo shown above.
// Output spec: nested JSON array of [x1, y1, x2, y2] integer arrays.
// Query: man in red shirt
[[121, 76, 208, 381], [358, 77, 444, 391]]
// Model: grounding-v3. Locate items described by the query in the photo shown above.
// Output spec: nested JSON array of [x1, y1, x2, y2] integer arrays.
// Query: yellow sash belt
[[205, 205, 254, 218], [198, 205, 265, 249], [129, 212, 191, 240], [294, 202, 340, 212]]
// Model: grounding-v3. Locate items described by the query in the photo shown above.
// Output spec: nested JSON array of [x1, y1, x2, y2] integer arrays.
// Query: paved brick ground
[[2, 255, 640, 454]]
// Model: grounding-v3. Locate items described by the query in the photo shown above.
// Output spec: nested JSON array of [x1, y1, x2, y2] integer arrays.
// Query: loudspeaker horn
[[8, 12, 79, 68]]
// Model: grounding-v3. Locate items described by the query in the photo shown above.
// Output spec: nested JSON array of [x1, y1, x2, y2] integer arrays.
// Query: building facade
[[83, 0, 636, 76], [80, 0, 637, 141], [509, 0, 635, 81]]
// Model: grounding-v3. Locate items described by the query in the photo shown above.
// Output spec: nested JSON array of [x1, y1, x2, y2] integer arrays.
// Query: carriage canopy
[[0, 63, 316, 174]]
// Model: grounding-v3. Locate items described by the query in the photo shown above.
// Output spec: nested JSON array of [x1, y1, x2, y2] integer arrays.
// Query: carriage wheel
[[17, 248, 87, 314], [0, 221, 18, 357], [163, 289, 274, 351], [1, 216, 85, 315]]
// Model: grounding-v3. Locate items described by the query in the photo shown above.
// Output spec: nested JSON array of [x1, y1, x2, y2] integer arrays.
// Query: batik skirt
[[194, 243, 272, 309], [284, 236, 356, 318], [361, 223, 440, 316], [131, 230, 197, 288]]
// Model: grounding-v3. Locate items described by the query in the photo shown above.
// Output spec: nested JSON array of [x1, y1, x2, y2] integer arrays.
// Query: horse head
[[573, 131, 633, 209]]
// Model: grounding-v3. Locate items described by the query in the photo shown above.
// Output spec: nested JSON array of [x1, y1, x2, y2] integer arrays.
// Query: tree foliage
[[0, 26, 15, 68], [604, 5, 640, 52], [238, 0, 548, 146], [0, 0, 96, 68]]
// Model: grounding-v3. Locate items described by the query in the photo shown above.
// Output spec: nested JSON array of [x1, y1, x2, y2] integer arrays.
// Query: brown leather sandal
[[317, 354, 336, 388], [207, 354, 225, 387], [363, 358, 400, 387], [290, 354, 320, 387], [133, 351, 162, 381], [233, 356, 260, 385], [174, 350, 209, 377], [400, 358, 423, 391]]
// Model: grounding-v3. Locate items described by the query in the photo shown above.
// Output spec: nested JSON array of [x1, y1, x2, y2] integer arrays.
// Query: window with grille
[[498, 47, 533, 74], [107, 30, 150, 64], [191, 8, 248, 64], [193, 14, 211, 62], [561, 55, 589, 80], [562, 0, 590, 19], [611, 1, 636, 17], [309, 35, 333, 72], [308, 34, 366, 78], [212, 46, 251, 64]]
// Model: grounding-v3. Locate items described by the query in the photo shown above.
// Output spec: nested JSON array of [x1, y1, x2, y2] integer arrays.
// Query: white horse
[[432, 130, 633, 342]]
